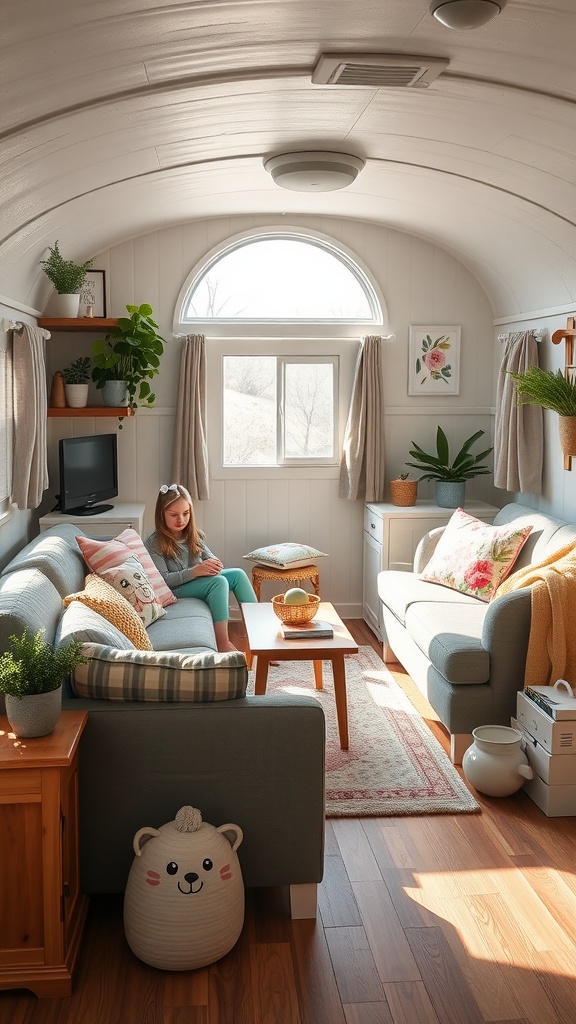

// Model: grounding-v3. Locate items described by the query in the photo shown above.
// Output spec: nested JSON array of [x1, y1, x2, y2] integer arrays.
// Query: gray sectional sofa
[[378, 502, 576, 763], [0, 525, 325, 917]]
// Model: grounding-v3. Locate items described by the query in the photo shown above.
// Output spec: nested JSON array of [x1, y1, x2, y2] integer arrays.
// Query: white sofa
[[377, 502, 576, 762]]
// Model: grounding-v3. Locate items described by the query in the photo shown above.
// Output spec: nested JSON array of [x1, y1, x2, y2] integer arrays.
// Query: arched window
[[179, 231, 382, 324], [174, 229, 386, 471]]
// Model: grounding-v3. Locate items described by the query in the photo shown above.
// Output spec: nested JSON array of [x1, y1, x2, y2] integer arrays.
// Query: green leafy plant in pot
[[91, 303, 165, 423], [40, 241, 94, 317], [61, 356, 91, 408], [405, 426, 493, 508], [0, 629, 89, 738], [507, 365, 576, 459]]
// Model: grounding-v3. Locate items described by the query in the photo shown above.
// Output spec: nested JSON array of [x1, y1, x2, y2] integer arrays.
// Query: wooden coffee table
[[240, 601, 358, 750]]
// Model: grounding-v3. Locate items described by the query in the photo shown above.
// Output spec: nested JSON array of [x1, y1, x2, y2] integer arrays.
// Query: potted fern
[[507, 366, 576, 458], [405, 426, 493, 508], [40, 241, 94, 318], [0, 629, 88, 738], [62, 356, 91, 408], [91, 303, 165, 415]]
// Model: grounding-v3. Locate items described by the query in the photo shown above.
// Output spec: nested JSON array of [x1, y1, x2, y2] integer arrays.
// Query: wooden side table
[[251, 563, 321, 601], [0, 711, 88, 998]]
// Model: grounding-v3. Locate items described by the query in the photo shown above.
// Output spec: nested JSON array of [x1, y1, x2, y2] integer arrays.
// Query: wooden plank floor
[[3, 619, 576, 1023]]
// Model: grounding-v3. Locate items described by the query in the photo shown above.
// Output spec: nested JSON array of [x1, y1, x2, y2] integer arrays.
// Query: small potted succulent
[[389, 472, 418, 507], [0, 629, 88, 738], [405, 426, 493, 508], [40, 241, 94, 318], [61, 356, 91, 408]]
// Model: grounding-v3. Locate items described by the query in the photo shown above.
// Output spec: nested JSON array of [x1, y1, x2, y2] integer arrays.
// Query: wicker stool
[[251, 563, 321, 601]]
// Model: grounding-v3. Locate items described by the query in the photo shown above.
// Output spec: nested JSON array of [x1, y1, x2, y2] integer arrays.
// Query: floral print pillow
[[420, 508, 532, 602]]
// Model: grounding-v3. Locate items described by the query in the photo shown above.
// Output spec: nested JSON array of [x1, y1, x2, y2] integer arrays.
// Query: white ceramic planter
[[462, 725, 533, 797], [64, 383, 89, 408], [5, 687, 62, 738], [50, 293, 80, 318]]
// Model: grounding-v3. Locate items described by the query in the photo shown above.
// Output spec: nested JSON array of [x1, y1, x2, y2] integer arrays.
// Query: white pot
[[64, 383, 89, 408], [50, 293, 81, 317], [5, 687, 62, 738], [462, 725, 533, 797]]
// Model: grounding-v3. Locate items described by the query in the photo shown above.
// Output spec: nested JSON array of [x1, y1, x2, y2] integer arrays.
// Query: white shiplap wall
[[7, 216, 499, 613]]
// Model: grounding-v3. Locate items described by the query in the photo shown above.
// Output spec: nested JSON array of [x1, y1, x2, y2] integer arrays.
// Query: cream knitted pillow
[[63, 574, 152, 650]]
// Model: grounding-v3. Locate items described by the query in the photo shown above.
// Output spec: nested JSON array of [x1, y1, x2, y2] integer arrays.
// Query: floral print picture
[[408, 325, 461, 395]]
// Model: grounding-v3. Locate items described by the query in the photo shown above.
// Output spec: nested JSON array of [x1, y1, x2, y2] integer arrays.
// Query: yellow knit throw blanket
[[497, 541, 576, 688]]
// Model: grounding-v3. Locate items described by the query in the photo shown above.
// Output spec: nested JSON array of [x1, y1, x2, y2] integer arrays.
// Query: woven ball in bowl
[[272, 593, 320, 624]]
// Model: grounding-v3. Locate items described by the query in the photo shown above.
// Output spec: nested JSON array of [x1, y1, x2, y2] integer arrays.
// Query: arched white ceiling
[[2, 0, 576, 317]]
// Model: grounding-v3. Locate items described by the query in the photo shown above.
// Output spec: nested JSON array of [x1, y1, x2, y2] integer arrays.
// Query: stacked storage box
[[514, 688, 576, 816]]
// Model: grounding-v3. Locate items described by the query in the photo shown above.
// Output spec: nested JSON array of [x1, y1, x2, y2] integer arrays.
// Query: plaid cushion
[[72, 645, 248, 701]]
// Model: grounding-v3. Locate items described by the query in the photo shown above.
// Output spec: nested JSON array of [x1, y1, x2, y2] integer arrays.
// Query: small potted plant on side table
[[40, 241, 94, 318], [405, 426, 493, 508], [62, 356, 92, 408], [0, 629, 88, 738], [389, 472, 418, 507]]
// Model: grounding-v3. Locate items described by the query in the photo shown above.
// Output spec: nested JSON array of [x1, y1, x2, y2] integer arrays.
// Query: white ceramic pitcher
[[462, 725, 533, 797]]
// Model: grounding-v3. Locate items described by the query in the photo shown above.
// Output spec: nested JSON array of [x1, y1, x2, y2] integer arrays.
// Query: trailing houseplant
[[91, 303, 165, 414], [507, 365, 576, 457], [0, 629, 88, 737], [405, 426, 493, 508]]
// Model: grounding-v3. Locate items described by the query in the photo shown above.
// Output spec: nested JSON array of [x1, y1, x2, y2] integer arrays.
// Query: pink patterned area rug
[[247, 646, 480, 817]]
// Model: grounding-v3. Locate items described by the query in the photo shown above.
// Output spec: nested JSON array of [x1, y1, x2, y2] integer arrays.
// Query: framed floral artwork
[[408, 325, 461, 395]]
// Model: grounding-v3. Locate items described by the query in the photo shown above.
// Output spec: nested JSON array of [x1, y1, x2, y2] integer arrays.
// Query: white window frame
[[209, 337, 358, 480], [0, 333, 14, 522]]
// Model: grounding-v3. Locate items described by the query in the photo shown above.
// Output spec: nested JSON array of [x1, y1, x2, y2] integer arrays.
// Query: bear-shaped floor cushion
[[123, 805, 244, 970]]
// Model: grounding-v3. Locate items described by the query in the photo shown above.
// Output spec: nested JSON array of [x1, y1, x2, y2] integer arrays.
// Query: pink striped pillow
[[76, 529, 176, 608]]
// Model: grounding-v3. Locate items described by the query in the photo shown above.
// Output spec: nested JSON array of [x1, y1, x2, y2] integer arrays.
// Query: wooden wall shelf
[[48, 407, 133, 418], [39, 317, 118, 332]]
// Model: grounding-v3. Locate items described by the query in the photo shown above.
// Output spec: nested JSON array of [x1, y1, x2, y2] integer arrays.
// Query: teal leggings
[[173, 567, 257, 623]]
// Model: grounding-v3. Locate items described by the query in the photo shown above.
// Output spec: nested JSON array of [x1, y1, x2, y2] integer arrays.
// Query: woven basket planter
[[559, 415, 576, 458], [389, 478, 418, 507]]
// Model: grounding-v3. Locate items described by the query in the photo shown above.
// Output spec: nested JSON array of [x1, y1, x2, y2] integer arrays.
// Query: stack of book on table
[[281, 619, 334, 640], [513, 679, 576, 816]]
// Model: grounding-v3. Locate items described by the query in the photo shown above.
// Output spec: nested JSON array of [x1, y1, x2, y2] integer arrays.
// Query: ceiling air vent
[[312, 53, 449, 89]]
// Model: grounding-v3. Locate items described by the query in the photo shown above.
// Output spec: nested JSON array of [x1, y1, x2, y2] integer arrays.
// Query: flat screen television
[[58, 433, 118, 515]]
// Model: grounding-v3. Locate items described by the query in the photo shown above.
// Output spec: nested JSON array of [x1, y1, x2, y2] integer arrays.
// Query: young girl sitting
[[145, 483, 257, 653]]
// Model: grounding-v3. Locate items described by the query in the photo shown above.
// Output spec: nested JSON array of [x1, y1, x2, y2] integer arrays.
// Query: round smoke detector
[[263, 151, 365, 192]]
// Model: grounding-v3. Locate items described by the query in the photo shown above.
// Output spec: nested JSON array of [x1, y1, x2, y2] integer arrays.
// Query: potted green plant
[[405, 426, 493, 508], [0, 629, 88, 738], [61, 356, 91, 408], [40, 241, 94, 318], [389, 472, 418, 507], [91, 303, 165, 417], [507, 365, 576, 458]]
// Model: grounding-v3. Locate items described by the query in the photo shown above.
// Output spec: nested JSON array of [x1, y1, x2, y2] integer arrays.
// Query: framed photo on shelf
[[408, 325, 461, 395], [79, 270, 106, 318]]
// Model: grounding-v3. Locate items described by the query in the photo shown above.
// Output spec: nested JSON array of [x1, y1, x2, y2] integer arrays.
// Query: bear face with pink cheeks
[[124, 806, 244, 970]]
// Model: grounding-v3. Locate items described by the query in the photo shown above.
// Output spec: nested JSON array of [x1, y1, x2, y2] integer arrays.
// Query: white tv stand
[[39, 502, 146, 540]]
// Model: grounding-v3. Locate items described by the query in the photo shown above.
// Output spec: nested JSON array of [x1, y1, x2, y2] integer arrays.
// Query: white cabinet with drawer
[[362, 500, 500, 638], [39, 502, 146, 540]]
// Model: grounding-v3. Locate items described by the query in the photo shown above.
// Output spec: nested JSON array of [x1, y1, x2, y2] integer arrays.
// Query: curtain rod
[[2, 319, 24, 332], [498, 329, 546, 343]]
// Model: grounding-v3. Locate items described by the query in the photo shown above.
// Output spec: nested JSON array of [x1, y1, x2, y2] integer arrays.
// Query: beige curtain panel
[[494, 330, 543, 494], [339, 335, 386, 502], [12, 322, 50, 510], [171, 334, 210, 500]]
